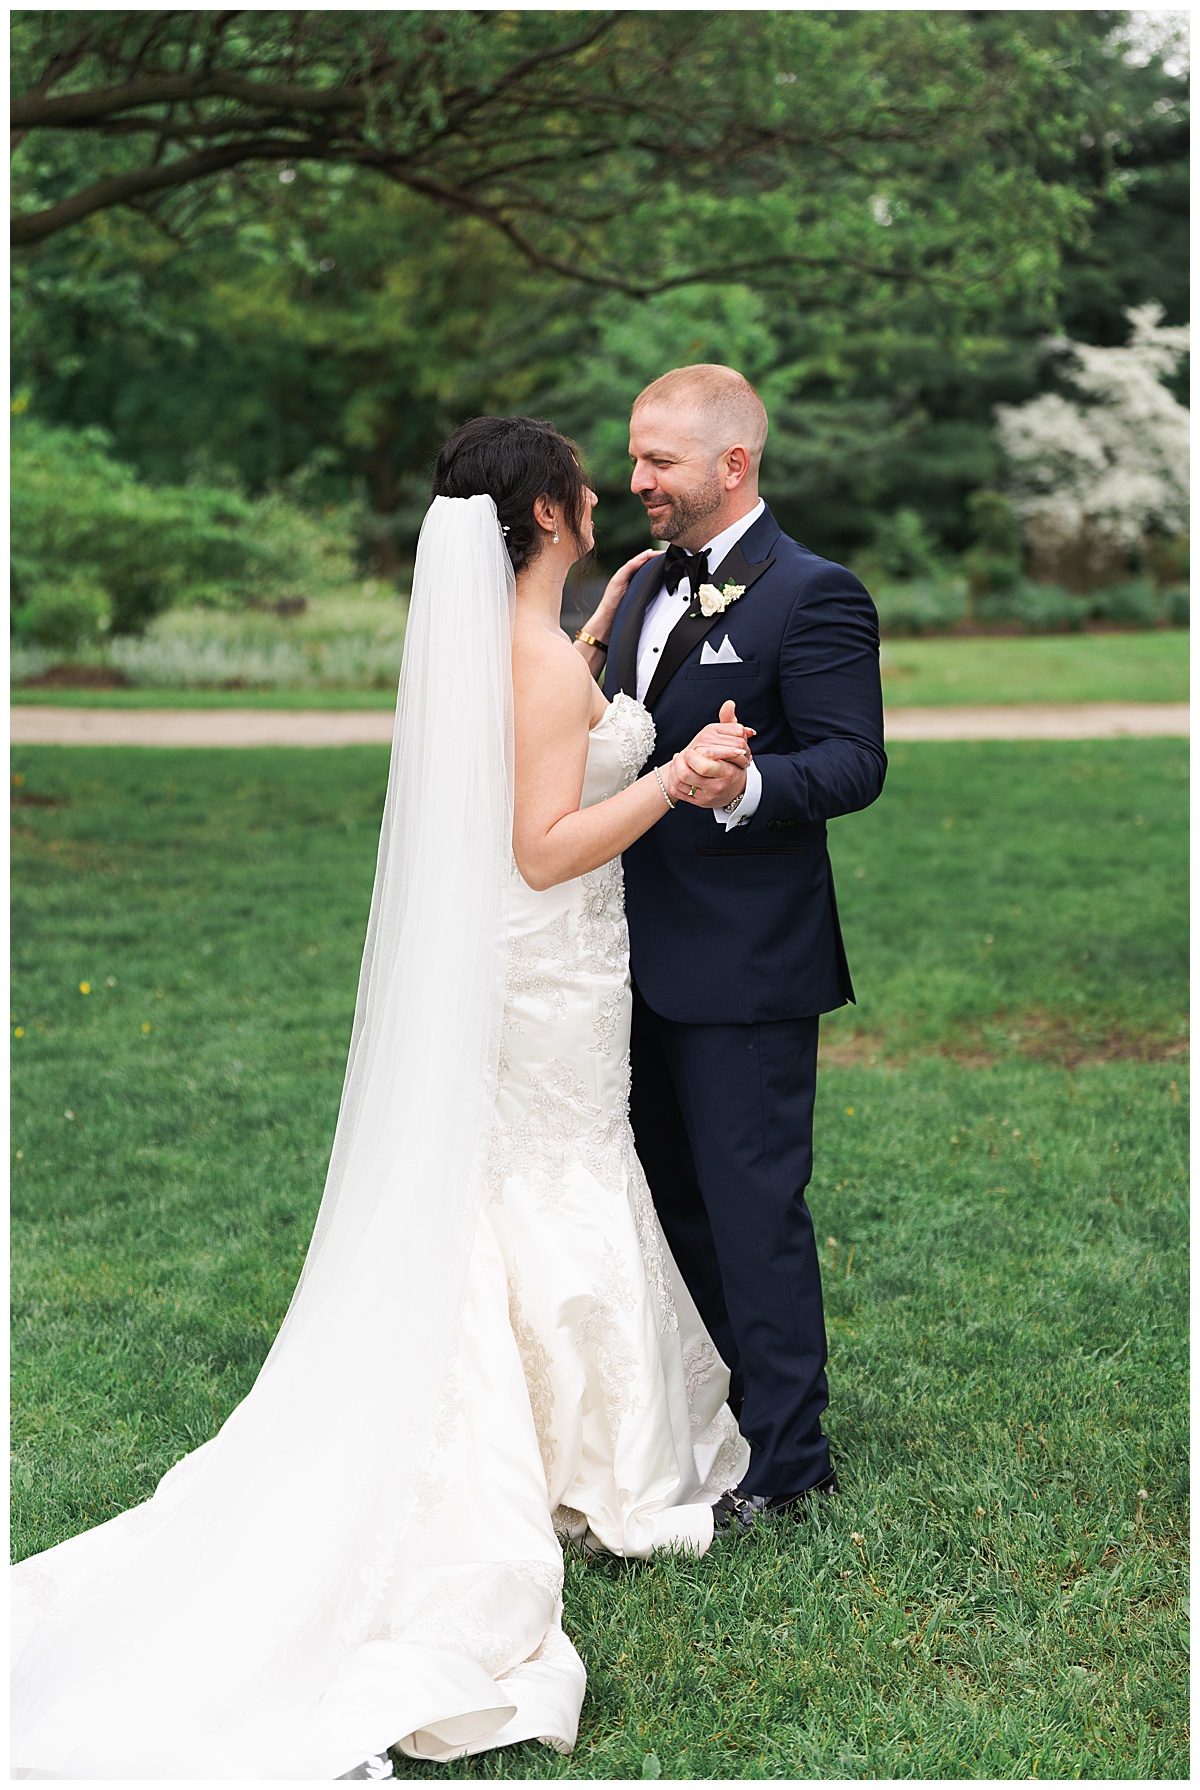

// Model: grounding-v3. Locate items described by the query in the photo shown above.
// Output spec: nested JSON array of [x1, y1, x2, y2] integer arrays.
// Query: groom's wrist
[[713, 758, 761, 828]]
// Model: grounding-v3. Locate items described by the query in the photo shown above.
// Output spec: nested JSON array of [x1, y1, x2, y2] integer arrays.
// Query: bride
[[11, 415, 754, 1779]]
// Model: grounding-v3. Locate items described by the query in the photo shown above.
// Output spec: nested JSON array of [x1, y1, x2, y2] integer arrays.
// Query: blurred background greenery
[[10, 9, 1189, 686]]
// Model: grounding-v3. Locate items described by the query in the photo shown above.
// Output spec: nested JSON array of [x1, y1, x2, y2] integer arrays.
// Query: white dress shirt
[[635, 498, 765, 829]]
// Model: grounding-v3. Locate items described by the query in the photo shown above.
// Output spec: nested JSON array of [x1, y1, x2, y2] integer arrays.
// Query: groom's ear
[[720, 445, 754, 492]]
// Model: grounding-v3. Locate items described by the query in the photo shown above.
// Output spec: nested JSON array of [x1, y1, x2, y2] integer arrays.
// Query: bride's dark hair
[[432, 415, 591, 572]]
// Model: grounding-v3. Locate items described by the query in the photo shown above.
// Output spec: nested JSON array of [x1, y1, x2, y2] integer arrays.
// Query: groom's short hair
[[632, 364, 768, 463]]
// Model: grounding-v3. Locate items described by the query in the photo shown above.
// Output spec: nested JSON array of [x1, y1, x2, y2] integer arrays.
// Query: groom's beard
[[643, 471, 724, 544]]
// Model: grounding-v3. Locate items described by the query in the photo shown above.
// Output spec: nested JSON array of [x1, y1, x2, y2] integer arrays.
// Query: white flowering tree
[[995, 304, 1189, 585]]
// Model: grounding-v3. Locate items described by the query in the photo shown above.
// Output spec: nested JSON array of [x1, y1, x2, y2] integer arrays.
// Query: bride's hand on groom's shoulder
[[591, 549, 663, 632]]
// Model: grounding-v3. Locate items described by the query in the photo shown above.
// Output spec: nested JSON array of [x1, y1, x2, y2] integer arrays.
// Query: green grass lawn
[[9, 683, 399, 709], [880, 630, 1189, 707], [10, 742, 1187, 1777], [10, 627, 1190, 710]]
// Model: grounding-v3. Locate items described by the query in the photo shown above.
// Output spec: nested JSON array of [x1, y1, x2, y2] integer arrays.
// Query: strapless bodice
[[580, 692, 656, 809]]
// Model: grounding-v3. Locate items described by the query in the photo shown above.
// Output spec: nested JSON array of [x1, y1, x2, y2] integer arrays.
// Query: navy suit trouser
[[629, 984, 831, 1497]]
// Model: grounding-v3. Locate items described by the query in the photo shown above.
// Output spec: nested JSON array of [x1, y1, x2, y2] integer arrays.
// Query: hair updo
[[432, 415, 591, 572]]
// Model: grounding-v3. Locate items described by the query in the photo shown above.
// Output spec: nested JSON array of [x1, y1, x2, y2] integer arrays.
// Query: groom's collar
[[695, 497, 766, 570], [614, 504, 782, 701]]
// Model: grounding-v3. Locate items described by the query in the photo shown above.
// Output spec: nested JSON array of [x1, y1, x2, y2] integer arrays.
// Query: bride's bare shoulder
[[512, 618, 593, 726]]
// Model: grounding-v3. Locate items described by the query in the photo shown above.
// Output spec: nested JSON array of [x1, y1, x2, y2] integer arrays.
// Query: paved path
[[883, 702, 1189, 742], [10, 707, 399, 747], [9, 701, 1190, 748]]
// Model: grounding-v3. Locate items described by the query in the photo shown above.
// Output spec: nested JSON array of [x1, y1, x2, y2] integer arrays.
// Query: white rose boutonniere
[[696, 580, 746, 618]]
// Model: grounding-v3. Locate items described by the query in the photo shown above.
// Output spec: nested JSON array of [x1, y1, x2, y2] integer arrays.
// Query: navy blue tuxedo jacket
[[608, 504, 886, 1025]]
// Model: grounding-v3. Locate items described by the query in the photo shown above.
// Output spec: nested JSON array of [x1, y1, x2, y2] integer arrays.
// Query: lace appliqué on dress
[[590, 985, 627, 1057], [504, 913, 571, 1027], [577, 1242, 642, 1438], [699, 1412, 747, 1499], [682, 1333, 723, 1430], [606, 693, 656, 784], [507, 1264, 557, 1488], [374, 1559, 563, 1675], [626, 1137, 679, 1337], [490, 1057, 606, 1210], [578, 858, 628, 979]]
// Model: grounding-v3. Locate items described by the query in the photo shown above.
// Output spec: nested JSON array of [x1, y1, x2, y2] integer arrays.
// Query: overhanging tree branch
[[10, 8, 1088, 311]]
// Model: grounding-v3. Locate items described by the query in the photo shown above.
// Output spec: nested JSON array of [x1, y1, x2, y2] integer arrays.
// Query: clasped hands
[[662, 701, 756, 810]]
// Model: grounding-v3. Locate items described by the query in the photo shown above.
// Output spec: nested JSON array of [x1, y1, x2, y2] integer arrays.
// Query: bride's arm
[[513, 632, 746, 891], [571, 548, 662, 681]]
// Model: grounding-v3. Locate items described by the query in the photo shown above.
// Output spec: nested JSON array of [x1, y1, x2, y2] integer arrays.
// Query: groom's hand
[[687, 698, 756, 755], [673, 700, 754, 808]]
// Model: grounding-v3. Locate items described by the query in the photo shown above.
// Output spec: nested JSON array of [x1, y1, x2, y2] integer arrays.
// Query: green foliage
[[9, 741, 1187, 1775], [974, 584, 1090, 633], [11, 573, 112, 649], [858, 510, 947, 586], [972, 577, 1177, 633], [10, 416, 353, 634], [14, 11, 1190, 578], [962, 492, 1024, 597], [1160, 585, 1189, 627], [870, 580, 969, 638], [1092, 578, 1163, 628], [12, 11, 1095, 302], [8, 12, 1190, 584]]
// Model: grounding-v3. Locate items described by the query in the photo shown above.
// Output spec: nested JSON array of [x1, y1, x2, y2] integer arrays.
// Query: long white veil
[[12, 495, 517, 1778]]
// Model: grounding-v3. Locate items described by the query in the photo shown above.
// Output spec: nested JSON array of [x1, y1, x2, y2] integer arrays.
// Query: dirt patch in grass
[[9, 773, 69, 809], [820, 1015, 1188, 1071], [20, 662, 132, 690]]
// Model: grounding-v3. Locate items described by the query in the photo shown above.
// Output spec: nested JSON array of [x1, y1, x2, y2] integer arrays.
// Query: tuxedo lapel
[[642, 524, 777, 711], [613, 557, 663, 699]]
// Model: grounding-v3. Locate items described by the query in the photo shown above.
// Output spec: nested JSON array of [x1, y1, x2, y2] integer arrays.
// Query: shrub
[[854, 507, 947, 591], [975, 582, 1090, 631], [1160, 584, 1189, 627], [10, 417, 354, 635], [962, 491, 1023, 598], [10, 576, 112, 649], [872, 578, 968, 636], [1088, 578, 1161, 628]]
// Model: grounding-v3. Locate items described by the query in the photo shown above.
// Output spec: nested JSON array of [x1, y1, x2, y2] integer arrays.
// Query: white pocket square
[[700, 634, 742, 665]]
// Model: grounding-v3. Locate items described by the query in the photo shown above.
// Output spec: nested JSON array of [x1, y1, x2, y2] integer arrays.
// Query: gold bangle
[[575, 629, 608, 653]]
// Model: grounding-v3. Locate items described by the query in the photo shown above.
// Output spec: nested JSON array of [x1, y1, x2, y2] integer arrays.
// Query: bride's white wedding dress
[[11, 688, 747, 1778]]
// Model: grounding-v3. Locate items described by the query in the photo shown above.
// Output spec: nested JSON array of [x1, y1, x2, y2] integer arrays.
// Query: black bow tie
[[661, 544, 710, 596]]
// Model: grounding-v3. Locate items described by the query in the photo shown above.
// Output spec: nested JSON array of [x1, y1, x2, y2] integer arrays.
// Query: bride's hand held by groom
[[673, 700, 756, 809]]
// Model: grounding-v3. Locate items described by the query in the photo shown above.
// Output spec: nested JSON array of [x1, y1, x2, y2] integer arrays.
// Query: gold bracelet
[[653, 767, 676, 810], [575, 629, 608, 653]]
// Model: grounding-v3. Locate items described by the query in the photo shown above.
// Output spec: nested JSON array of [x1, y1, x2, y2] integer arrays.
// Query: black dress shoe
[[713, 1468, 839, 1535]]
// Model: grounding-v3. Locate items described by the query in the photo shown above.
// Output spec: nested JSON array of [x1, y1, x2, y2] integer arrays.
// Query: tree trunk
[[364, 424, 402, 582]]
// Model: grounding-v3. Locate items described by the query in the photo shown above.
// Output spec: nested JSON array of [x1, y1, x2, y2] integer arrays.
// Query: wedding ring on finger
[[688, 784, 698, 799]]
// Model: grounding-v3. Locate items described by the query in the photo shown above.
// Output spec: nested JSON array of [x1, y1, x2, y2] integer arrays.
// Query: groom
[[606, 365, 886, 1532]]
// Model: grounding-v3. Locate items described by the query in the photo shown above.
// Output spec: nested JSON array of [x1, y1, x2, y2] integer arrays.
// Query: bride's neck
[[514, 556, 569, 632]]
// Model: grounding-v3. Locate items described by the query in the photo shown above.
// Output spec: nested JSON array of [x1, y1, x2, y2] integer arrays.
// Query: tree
[[13, 12, 1185, 572], [995, 304, 1189, 588], [13, 9, 1091, 314]]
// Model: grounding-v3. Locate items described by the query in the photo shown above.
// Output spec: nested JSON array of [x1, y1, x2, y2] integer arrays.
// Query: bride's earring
[[552, 524, 559, 544]]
